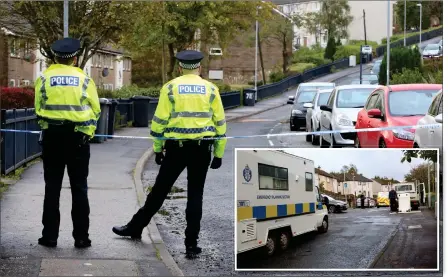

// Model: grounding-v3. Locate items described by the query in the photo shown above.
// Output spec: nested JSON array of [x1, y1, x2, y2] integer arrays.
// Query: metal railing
[[376, 27, 443, 57], [1, 108, 42, 175], [244, 58, 349, 101]]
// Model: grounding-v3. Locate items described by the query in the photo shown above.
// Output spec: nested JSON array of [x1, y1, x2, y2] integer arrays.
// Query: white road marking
[[83, 274, 93, 276], [267, 123, 282, 146], [268, 140, 274, 146], [84, 263, 92, 266], [408, 225, 422, 229]]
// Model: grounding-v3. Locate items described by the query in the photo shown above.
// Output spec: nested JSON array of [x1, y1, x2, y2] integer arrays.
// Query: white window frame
[[9, 38, 18, 57], [23, 80, 30, 86], [9, 79, 16, 87]]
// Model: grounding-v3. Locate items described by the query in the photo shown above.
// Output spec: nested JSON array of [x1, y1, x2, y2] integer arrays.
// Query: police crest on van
[[243, 164, 252, 183]]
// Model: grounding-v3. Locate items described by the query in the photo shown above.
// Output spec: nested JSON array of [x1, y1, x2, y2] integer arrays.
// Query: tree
[[320, 0, 353, 41], [121, 1, 275, 80], [395, 0, 442, 31], [341, 164, 358, 176], [378, 47, 422, 85], [302, 12, 322, 45], [324, 36, 337, 61], [401, 150, 438, 164], [404, 163, 435, 193], [1, 1, 134, 69], [261, 14, 294, 74]]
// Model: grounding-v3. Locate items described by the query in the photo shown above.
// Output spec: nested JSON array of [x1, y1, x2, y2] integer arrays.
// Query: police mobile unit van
[[236, 149, 328, 256], [393, 182, 426, 210]]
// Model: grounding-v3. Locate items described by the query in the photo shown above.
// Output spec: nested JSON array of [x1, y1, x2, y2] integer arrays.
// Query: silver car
[[304, 89, 332, 145], [288, 82, 335, 104], [319, 85, 378, 148], [422, 43, 442, 58], [370, 59, 382, 76], [414, 90, 443, 166]]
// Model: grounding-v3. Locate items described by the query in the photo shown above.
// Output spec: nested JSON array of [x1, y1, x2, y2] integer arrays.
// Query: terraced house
[[0, 27, 132, 89]]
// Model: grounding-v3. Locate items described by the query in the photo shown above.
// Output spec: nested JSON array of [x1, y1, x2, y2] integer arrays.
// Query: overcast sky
[[283, 149, 428, 181]]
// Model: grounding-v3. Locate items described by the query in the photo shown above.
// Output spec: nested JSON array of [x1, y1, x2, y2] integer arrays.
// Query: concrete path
[[0, 128, 171, 277]]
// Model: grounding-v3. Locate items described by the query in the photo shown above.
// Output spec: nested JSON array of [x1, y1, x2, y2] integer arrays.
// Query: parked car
[[304, 89, 333, 145], [290, 90, 318, 131], [361, 74, 379, 85], [354, 84, 442, 148], [351, 80, 372, 85], [356, 197, 376, 208], [321, 194, 348, 213], [319, 84, 378, 148], [414, 90, 443, 168], [370, 59, 382, 76], [438, 39, 443, 50], [422, 43, 443, 59], [287, 82, 335, 104]]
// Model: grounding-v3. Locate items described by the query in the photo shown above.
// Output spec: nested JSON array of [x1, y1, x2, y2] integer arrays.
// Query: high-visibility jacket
[[34, 64, 101, 137], [150, 74, 227, 158]]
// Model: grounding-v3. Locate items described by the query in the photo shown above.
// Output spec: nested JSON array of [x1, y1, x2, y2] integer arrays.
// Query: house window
[[23, 80, 30, 86], [9, 38, 17, 56], [9, 79, 15, 87], [258, 163, 288, 190], [305, 172, 313, 192]]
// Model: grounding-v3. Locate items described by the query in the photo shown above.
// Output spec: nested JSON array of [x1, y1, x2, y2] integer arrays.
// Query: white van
[[236, 149, 329, 256], [393, 182, 426, 210]]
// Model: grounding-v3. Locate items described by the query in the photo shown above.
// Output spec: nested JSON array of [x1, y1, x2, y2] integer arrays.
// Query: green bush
[[380, 26, 443, 45], [97, 89, 115, 98], [248, 80, 264, 86], [423, 70, 443, 84], [378, 47, 422, 85], [348, 40, 379, 47], [297, 56, 331, 66], [422, 59, 443, 75], [269, 70, 286, 83], [292, 46, 326, 65], [390, 68, 424, 84], [211, 81, 232, 93], [334, 45, 362, 64], [324, 37, 337, 61]]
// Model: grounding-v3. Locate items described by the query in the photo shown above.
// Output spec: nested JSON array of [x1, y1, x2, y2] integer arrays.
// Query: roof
[[336, 84, 379, 90], [315, 168, 335, 179], [301, 82, 335, 86], [351, 174, 373, 183], [385, 84, 443, 92]]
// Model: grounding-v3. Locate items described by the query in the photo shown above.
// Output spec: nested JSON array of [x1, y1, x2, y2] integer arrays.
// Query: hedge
[[0, 87, 35, 110], [378, 47, 422, 85], [380, 26, 443, 45]]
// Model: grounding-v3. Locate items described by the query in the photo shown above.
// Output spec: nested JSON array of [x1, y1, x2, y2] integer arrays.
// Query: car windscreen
[[388, 90, 439, 116], [336, 88, 373, 108], [317, 92, 331, 106], [396, 184, 413, 192], [296, 90, 317, 104], [372, 64, 380, 73], [425, 44, 439, 50], [362, 75, 378, 81]]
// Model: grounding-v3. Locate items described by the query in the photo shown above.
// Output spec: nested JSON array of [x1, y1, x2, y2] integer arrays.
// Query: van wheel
[[279, 231, 291, 251], [318, 216, 329, 233], [328, 205, 335, 213], [265, 233, 277, 256]]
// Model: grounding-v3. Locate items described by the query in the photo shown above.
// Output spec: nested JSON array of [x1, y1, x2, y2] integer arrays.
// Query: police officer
[[35, 38, 101, 248], [389, 188, 397, 212], [112, 50, 227, 256]]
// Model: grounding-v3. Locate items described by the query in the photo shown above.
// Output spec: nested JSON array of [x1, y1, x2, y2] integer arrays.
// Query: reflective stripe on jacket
[[34, 64, 101, 137], [150, 74, 227, 158]]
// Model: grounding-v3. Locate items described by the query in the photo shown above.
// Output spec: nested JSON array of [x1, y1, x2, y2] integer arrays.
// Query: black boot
[[38, 237, 57, 248], [74, 239, 92, 248], [186, 245, 202, 255], [112, 225, 142, 239]]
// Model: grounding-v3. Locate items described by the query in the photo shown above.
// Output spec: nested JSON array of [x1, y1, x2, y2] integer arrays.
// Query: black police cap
[[176, 50, 204, 69], [51, 38, 81, 59]]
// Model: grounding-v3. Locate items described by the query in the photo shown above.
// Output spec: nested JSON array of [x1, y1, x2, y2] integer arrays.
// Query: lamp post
[[404, 0, 406, 46], [386, 0, 391, 86], [63, 0, 69, 37], [254, 6, 260, 101], [417, 3, 422, 49]]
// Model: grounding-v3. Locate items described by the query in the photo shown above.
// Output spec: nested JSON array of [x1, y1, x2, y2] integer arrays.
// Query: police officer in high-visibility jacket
[[35, 38, 101, 249], [113, 50, 227, 256]]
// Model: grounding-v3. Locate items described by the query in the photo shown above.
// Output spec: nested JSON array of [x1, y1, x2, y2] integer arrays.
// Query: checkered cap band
[[179, 61, 201, 69], [51, 49, 79, 59]]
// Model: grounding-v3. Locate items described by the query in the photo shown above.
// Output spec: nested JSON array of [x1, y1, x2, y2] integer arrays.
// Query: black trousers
[[41, 125, 90, 241], [127, 140, 212, 247]]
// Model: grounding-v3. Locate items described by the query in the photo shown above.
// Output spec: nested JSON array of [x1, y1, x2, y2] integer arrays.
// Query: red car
[[354, 84, 442, 148]]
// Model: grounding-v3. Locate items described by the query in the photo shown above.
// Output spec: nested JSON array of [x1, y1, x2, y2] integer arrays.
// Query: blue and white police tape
[[0, 123, 442, 141]]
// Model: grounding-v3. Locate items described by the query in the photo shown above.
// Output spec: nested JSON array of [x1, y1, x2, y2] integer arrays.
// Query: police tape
[[0, 123, 442, 141]]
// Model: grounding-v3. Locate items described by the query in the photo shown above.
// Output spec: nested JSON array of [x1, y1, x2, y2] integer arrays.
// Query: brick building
[[198, 8, 293, 84], [0, 27, 132, 89]]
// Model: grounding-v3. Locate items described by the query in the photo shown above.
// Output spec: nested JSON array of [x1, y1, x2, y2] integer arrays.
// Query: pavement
[[0, 128, 171, 277]]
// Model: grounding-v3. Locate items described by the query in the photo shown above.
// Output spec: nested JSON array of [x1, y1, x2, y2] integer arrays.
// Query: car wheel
[[265, 232, 277, 256], [279, 230, 291, 251], [312, 125, 320, 145], [320, 133, 330, 148], [318, 216, 329, 233], [329, 127, 340, 148], [290, 122, 295, 131], [306, 126, 312, 142], [328, 205, 335, 213], [354, 135, 361, 148], [379, 139, 387, 148]]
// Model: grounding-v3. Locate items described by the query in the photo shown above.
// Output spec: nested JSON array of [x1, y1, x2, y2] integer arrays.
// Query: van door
[[419, 183, 426, 205], [314, 186, 327, 227]]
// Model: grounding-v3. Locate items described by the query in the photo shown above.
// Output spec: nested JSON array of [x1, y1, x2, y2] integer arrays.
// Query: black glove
[[155, 152, 164, 165], [210, 157, 222, 169]]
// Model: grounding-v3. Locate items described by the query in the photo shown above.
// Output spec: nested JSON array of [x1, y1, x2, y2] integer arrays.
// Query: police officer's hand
[[210, 157, 222, 169], [155, 152, 164, 165]]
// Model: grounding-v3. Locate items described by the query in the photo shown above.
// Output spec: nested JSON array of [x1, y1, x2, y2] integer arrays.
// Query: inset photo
[[235, 148, 439, 271]]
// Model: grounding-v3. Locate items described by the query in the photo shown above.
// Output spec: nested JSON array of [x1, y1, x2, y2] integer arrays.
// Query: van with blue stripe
[[236, 149, 329, 256]]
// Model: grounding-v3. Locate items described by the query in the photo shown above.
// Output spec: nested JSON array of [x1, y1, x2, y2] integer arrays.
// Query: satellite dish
[[102, 68, 109, 77]]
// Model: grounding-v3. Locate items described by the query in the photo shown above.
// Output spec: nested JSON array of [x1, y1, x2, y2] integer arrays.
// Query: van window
[[258, 163, 288, 190], [305, 172, 313, 192], [396, 184, 413, 192]]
